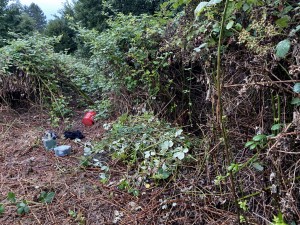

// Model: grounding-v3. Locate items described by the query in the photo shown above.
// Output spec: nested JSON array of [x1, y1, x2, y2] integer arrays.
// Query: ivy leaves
[[245, 134, 267, 150], [194, 0, 222, 18], [93, 113, 192, 192], [5, 192, 30, 215], [275, 22, 300, 59], [38, 191, 55, 204], [275, 39, 291, 59], [0, 191, 55, 216], [173, 147, 189, 160], [16, 201, 30, 215], [293, 83, 300, 94]]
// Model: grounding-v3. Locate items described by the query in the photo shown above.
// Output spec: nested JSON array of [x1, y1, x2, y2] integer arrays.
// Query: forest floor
[[0, 106, 137, 225], [0, 105, 242, 225]]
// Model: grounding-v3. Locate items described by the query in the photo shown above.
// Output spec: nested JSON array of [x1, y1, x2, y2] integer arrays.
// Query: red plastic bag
[[82, 111, 96, 126]]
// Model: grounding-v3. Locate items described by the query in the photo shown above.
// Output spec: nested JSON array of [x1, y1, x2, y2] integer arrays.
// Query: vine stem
[[216, 0, 241, 223]]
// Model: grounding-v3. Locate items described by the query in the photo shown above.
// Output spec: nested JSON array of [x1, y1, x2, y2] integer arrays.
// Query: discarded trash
[[42, 131, 57, 150], [64, 130, 85, 140], [83, 142, 92, 156], [82, 111, 96, 126], [112, 210, 124, 224], [54, 145, 71, 156]]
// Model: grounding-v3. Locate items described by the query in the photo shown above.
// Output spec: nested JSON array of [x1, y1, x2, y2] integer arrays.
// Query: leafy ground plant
[[38, 191, 55, 204], [1, 191, 55, 216], [0, 204, 4, 215], [16, 201, 30, 215], [92, 112, 193, 190]]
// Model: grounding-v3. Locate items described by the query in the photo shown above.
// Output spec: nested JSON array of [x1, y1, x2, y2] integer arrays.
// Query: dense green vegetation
[[0, 0, 299, 224], [0, 0, 46, 46]]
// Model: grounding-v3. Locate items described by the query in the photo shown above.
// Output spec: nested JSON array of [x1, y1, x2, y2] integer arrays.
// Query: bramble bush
[[76, 13, 169, 96], [91, 112, 194, 191], [0, 32, 106, 120]]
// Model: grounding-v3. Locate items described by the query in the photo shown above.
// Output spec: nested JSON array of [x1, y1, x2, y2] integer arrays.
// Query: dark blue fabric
[[64, 130, 85, 140]]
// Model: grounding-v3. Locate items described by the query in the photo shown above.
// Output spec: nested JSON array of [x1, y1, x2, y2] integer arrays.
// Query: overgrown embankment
[[0, 0, 299, 224]]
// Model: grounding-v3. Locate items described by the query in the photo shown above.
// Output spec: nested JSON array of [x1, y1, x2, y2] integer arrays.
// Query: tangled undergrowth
[[87, 113, 195, 193], [0, 0, 300, 224]]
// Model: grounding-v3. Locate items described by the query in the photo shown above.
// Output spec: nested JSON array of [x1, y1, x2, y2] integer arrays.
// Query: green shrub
[[0, 33, 100, 109], [77, 13, 169, 95], [93, 112, 193, 188]]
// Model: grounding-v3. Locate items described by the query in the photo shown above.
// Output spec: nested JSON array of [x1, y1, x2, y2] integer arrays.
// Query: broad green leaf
[[69, 209, 76, 218], [153, 168, 170, 179], [252, 162, 264, 171], [252, 134, 267, 142], [99, 173, 107, 180], [227, 163, 239, 172], [275, 16, 290, 28], [293, 83, 300, 93], [194, 2, 209, 17], [291, 97, 300, 106], [249, 143, 258, 150], [212, 23, 220, 33], [275, 39, 291, 59], [160, 140, 173, 151], [162, 163, 167, 171], [0, 204, 4, 214], [101, 165, 109, 172], [7, 192, 16, 203], [245, 141, 254, 148], [271, 123, 282, 131], [242, 3, 250, 11], [272, 212, 288, 225], [238, 200, 248, 211], [225, 2, 236, 19], [282, 5, 293, 14], [17, 201, 29, 215], [160, 141, 169, 151], [236, 2, 243, 9], [38, 191, 55, 204], [168, 140, 174, 148], [210, 0, 222, 3], [175, 129, 183, 137], [132, 189, 140, 197], [17, 207, 24, 215], [194, 0, 222, 17], [24, 205, 30, 213], [289, 25, 300, 36], [43, 192, 55, 204], [226, 20, 234, 30], [235, 23, 242, 31], [173, 152, 185, 160], [129, 189, 139, 197]]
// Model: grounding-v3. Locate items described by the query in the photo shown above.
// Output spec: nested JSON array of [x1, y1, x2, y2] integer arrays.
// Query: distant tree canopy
[[24, 3, 47, 31], [0, 0, 47, 46], [74, 0, 108, 31], [108, 0, 166, 15], [71, 0, 166, 31], [42, 0, 168, 53], [0, 1, 26, 46], [44, 16, 77, 53], [0, 0, 8, 12], [44, 1, 78, 53]]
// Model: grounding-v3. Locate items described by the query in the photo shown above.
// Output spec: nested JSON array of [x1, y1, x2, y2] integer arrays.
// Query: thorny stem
[[216, 0, 241, 223]]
